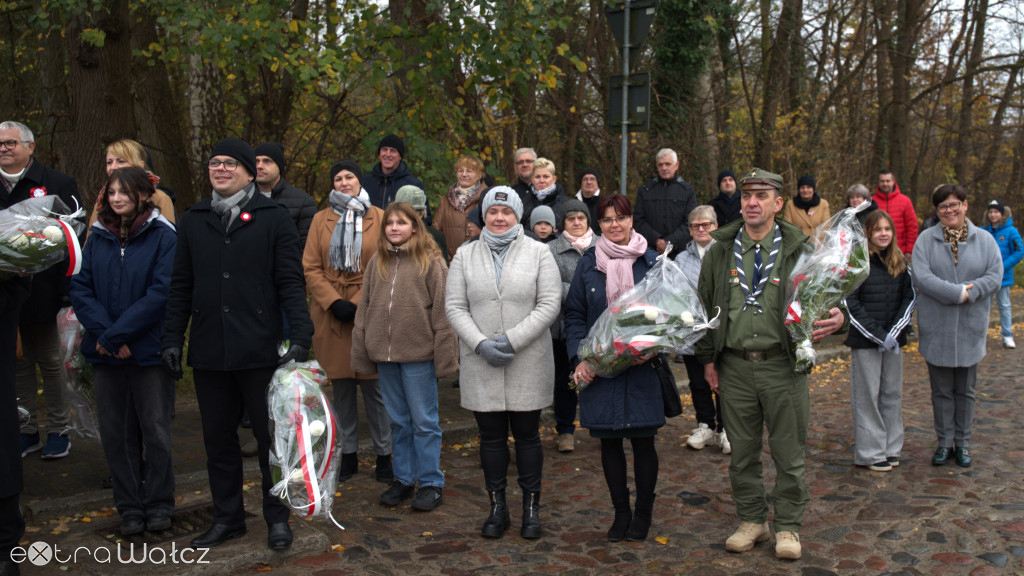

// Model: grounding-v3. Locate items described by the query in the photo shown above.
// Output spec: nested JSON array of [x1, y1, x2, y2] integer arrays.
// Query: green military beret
[[740, 168, 783, 191]]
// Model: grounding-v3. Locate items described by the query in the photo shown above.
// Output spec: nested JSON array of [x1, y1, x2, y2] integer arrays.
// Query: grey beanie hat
[[481, 186, 524, 222], [558, 198, 590, 227], [395, 185, 427, 211], [530, 205, 557, 231]]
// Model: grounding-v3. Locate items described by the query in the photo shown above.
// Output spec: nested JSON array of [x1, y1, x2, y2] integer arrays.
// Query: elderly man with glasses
[[161, 138, 313, 551], [0, 119, 80, 576], [0, 121, 83, 467], [511, 147, 537, 197]]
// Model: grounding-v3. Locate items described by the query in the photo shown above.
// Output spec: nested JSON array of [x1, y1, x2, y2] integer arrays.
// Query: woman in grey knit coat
[[912, 183, 1002, 468]]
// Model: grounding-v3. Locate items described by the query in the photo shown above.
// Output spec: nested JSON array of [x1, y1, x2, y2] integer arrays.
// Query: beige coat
[[433, 192, 481, 260], [303, 205, 383, 380], [350, 248, 459, 378], [446, 229, 561, 412], [782, 197, 831, 236]]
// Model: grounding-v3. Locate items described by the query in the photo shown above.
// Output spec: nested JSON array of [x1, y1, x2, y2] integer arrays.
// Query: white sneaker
[[686, 423, 716, 450], [1004, 336, 1016, 349], [719, 430, 732, 454]]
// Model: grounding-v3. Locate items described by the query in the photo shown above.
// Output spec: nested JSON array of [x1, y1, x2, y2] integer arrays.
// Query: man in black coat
[[708, 169, 742, 226], [0, 120, 81, 462], [0, 276, 30, 576], [362, 133, 431, 224], [161, 138, 314, 551], [632, 148, 697, 258], [254, 142, 317, 251], [511, 147, 537, 196]]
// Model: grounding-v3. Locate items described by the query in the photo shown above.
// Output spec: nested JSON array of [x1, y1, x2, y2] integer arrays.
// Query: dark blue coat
[[361, 160, 432, 224], [564, 246, 665, 432], [70, 213, 177, 366]]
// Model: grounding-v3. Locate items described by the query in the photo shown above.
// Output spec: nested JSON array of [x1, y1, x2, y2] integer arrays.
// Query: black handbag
[[652, 355, 683, 418]]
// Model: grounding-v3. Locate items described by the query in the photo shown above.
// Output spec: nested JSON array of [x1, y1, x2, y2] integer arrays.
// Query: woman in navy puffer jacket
[[70, 167, 177, 536], [564, 194, 663, 544]]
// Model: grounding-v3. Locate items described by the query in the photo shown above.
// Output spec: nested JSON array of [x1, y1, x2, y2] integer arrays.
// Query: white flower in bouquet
[[680, 311, 695, 326], [42, 225, 63, 243], [289, 469, 305, 483], [795, 340, 815, 366], [9, 234, 29, 249], [644, 308, 659, 322], [308, 420, 325, 437]]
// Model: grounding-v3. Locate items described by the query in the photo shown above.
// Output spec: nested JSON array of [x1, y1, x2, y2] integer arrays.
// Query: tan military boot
[[775, 531, 802, 560], [725, 521, 770, 552]]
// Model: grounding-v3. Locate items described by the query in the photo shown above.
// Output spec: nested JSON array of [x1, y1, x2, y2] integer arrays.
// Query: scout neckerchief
[[734, 223, 781, 312]]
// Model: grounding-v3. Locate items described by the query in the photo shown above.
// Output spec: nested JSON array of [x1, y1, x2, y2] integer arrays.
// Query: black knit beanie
[[717, 169, 736, 188], [254, 142, 286, 174], [467, 205, 484, 229], [797, 174, 816, 192], [988, 199, 1006, 215], [580, 169, 600, 185], [377, 134, 406, 158], [210, 138, 257, 177], [330, 159, 363, 182]]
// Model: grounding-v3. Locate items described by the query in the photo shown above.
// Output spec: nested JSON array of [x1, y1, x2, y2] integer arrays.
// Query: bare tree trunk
[[65, 0, 137, 208], [975, 58, 1022, 197], [953, 0, 987, 184], [872, 0, 895, 172], [187, 47, 223, 205], [131, 7, 193, 212], [755, 0, 802, 168], [888, 0, 926, 186], [698, 69, 719, 195]]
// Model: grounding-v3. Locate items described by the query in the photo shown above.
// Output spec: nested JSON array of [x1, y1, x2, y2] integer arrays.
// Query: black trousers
[[0, 278, 29, 557], [193, 368, 288, 525], [601, 436, 658, 507], [474, 410, 542, 493], [552, 338, 577, 435], [683, 354, 724, 432]]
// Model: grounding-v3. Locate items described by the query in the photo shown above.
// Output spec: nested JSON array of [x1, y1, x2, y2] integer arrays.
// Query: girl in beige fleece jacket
[[351, 202, 459, 512]]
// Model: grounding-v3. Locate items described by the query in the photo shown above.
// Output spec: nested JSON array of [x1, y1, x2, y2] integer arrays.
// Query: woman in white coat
[[446, 186, 561, 540]]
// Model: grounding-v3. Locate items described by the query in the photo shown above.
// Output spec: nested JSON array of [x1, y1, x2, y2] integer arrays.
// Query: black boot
[[337, 452, 358, 482], [520, 491, 541, 539], [375, 454, 394, 483], [481, 490, 510, 538], [625, 497, 653, 541], [607, 500, 632, 542]]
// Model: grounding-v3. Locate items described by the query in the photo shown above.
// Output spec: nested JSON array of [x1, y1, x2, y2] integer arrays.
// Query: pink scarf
[[595, 231, 648, 305], [562, 228, 594, 253]]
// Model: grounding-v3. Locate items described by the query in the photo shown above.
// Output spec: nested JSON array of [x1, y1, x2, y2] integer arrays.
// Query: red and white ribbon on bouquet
[[288, 384, 344, 529]]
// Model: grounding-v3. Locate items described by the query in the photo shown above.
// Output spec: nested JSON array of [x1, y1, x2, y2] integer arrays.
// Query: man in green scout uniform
[[696, 168, 845, 560]]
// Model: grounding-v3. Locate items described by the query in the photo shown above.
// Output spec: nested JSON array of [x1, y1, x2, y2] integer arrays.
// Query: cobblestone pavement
[[17, 291, 1024, 575]]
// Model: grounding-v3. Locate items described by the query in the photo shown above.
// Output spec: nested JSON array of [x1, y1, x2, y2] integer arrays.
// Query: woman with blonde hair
[[434, 155, 487, 259], [351, 202, 459, 511], [89, 139, 175, 227], [520, 157, 566, 228]]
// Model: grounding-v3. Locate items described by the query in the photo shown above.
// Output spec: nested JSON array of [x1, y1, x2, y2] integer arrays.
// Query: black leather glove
[[161, 347, 183, 380], [329, 299, 358, 323], [278, 344, 310, 365]]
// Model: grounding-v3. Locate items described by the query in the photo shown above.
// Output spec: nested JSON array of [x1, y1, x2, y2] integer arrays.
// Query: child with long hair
[[842, 210, 917, 472], [351, 202, 459, 511], [70, 167, 178, 534]]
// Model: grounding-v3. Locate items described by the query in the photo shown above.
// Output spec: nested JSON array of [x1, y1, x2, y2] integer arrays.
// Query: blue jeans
[[376, 361, 444, 488], [996, 286, 1013, 338]]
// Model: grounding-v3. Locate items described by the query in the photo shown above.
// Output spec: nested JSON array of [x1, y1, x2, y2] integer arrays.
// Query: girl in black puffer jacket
[[842, 210, 917, 472]]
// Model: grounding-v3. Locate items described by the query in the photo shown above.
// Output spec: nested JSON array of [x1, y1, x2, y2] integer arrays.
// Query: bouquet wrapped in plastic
[[268, 361, 343, 528], [56, 307, 99, 439], [574, 247, 719, 388], [784, 206, 870, 373], [0, 196, 85, 279]]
